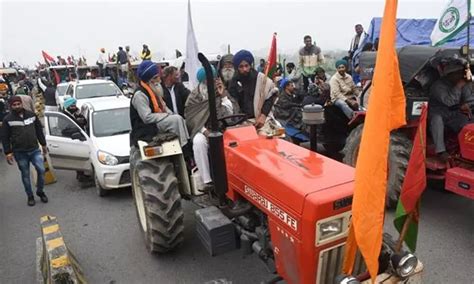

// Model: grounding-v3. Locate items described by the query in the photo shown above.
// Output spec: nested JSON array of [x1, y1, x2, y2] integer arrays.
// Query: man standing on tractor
[[299, 35, 324, 91], [329, 59, 359, 119], [184, 66, 235, 187], [348, 24, 368, 60], [228, 49, 279, 134], [129, 60, 189, 150], [116, 46, 129, 85], [429, 59, 474, 161], [97, 48, 107, 77]]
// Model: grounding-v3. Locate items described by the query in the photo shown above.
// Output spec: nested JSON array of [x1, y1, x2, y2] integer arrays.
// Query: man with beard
[[184, 66, 235, 186], [161, 66, 190, 117], [61, 97, 90, 182], [274, 78, 303, 129], [130, 60, 189, 151], [218, 54, 235, 89], [302, 67, 331, 106], [2, 96, 48, 206], [228, 50, 279, 134], [286, 62, 299, 81], [329, 59, 359, 119], [62, 97, 87, 131]]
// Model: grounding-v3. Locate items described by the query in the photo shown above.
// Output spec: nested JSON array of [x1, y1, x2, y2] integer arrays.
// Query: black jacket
[[129, 86, 159, 147], [161, 82, 190, 117], [1, 110, 46, 154], [44, 86, 57, 106], [228, 69, 275, 118], [117, 50, 128, 65]]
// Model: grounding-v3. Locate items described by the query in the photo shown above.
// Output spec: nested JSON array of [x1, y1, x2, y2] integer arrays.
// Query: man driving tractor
[[429, 58, 474, 162]]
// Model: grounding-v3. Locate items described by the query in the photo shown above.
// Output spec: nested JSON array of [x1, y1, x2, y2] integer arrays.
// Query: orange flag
[[342, 0, 406, 282]]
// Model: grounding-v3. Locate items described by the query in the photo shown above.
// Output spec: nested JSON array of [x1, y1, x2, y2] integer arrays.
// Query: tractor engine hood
[[223, 126, 355, 215], [459, 124, 474, 160]]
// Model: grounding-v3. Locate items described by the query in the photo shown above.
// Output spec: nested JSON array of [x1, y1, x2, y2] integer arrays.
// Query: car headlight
[[391, 253, 418, 278], [97, 150, 118, 166], [319, 218, 343, 240]]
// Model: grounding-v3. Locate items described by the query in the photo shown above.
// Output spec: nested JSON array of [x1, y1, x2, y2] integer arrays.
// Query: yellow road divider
[[37, 215, 86, 284]]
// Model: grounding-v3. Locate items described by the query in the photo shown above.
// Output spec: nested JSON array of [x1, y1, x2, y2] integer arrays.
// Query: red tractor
[[129, 54, 423, 283], [343, 45, 474, 208]]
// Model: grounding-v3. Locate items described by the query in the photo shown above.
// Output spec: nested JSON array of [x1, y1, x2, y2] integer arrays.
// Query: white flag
[[185, 0, 201, 90], [431, 0, 470, 46]]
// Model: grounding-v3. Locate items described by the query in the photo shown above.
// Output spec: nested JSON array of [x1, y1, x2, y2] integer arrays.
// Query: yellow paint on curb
[[40, 215, 56, 223], [42, 224, 59, 235], [51, 255, 70, 268], [46, 237, 65, 251]]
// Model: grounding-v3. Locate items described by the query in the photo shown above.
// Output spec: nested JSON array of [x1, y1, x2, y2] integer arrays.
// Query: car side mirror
[[71, 132, 86, 141]]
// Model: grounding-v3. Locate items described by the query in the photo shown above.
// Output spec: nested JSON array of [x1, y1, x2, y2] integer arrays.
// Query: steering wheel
[[218, 113, 248, 128]]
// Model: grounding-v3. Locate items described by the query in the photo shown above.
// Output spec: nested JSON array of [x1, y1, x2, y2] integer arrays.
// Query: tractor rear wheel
[[130, 148, 184, 253], [343, 124, 412, 208]]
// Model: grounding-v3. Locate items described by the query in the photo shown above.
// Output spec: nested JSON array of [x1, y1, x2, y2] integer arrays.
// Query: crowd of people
[[2, 23, 472, 205]]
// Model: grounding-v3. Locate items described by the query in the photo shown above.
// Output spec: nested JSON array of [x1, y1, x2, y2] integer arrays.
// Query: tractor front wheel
[[343, 124, 412, 208], [130, 148, 184, 253]]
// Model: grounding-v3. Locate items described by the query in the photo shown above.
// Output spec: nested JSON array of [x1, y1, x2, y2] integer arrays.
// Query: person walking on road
[[1, 96, 49, 206]]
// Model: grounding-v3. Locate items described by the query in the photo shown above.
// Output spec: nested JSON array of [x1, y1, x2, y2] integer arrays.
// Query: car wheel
[[95, 173, 108, 197]]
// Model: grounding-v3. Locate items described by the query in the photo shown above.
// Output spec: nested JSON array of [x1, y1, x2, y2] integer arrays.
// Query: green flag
[[431, 0, 471, 46]]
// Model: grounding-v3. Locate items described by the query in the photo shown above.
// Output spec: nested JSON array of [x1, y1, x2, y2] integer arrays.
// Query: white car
[[60, 79, 124, 110], [55, 82, 69, 110], [44, 96, 131, 196]]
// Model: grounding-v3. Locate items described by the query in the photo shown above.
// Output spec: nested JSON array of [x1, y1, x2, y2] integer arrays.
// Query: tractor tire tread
[[342, 125, 412, 208], [130, 148, 184, 254]]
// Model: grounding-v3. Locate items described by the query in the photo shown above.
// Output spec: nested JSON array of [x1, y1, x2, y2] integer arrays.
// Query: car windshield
[[56, 85, 68, 96], [76, 82, 122, 99], [92, 107, 131, 137]]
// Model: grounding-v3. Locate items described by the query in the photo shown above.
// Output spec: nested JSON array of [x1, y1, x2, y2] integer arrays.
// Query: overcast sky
[[1, 0, 447, 67]]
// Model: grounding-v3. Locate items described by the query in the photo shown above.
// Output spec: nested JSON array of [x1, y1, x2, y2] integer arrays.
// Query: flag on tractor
[[42, 50, 55, 66], [342, 0, 406, 282], [431, 0, 471, 46], [264, 32, 277, 78], [185, 0, 201, 90], [393, 105, 428, 252]]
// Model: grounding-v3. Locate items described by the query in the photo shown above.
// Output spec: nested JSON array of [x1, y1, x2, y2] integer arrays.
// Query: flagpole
[[395, 212, 414, 253], [467, 0, 471, 61]]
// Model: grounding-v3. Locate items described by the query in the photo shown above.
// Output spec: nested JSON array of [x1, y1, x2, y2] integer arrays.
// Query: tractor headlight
[[315, 211, 351, 245], [319, 218, 343, 240], [391, 253, 418, 278], [97, 150, 118, 166]]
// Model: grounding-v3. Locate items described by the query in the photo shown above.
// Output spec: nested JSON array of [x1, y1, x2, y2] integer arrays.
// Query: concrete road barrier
[[37, 215, 86, 284]]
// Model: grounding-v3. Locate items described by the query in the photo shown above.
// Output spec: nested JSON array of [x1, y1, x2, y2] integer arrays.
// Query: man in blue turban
[[130, 60, 189, 150], [228, 49, 280, 134]]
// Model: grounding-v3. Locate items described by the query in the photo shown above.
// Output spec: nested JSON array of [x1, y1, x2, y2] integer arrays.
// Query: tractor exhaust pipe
[[198, 53, 228, 203]]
